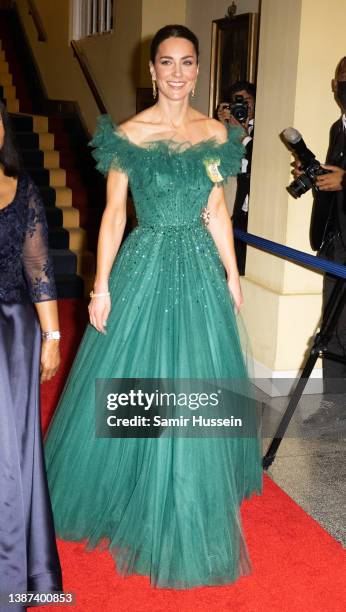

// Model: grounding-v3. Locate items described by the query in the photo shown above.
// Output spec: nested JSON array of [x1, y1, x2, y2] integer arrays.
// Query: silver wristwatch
[[41, 330, 61, 341]]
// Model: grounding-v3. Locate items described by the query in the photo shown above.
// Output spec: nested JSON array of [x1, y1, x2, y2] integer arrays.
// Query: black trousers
[[320, 234, 346, 392], [232, 211, 248, 276]]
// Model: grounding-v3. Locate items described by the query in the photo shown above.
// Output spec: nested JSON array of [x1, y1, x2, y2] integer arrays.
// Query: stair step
[[55, 274, 84, 299], [40, 185, 73, 207], [5, 98, 19, 112], [44, 150, 60, 168], [71, 249, 95, 278], [39, 132, 54, 150], [67, 227, 87, 251], [0, 19, 94, 301], [45, 206, 63, 228], [48, 227, 70, 249], [55, 186, 73, 206], [33, 115, 49, 133], [15, 131, 39, 149], [9, 113, 49, 133], [39, 186, 57, 207], [0, 71, 12, 85], [49, 168, 66, 187], [50, 248, 77, 275], [21, 149, 60, 169], [0, 83, 16, 100], [58, 205, 79, 226]]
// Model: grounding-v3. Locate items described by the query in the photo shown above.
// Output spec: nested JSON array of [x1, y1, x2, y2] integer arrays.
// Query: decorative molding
[[226, 2, 237, 19]]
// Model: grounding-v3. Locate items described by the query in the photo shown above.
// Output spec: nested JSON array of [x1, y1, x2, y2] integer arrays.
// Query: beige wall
[[242, 0, 346, 374], [140, 0, 187, 87], [16, 0, 142, 131]]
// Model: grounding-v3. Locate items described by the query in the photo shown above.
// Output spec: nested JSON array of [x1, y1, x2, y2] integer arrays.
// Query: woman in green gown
[[45, 24, 262, 589]]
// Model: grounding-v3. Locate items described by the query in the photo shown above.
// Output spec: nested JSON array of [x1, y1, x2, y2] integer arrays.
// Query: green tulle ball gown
[[44, 115, 263, 589]]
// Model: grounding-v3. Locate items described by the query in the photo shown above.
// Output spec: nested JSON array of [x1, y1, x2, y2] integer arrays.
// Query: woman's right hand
[[88, 295, 111, 334]]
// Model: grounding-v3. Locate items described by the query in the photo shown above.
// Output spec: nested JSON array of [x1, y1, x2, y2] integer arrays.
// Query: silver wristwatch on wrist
[[41, 330, 61, 341]]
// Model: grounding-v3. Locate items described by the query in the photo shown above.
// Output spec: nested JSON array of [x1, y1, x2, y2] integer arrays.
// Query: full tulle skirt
[[45, 225, 262, 589]]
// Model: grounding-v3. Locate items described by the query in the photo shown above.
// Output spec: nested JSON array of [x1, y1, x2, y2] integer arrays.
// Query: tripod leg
[[263, 277, 346, 470], [262, 352, 319, 469]]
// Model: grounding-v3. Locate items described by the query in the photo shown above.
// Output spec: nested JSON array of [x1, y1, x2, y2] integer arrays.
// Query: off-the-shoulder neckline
[[112, 122, 235, 154]]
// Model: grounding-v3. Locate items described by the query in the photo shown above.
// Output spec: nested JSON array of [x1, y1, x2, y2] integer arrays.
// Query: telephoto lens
[[282, 127, 330, 198]]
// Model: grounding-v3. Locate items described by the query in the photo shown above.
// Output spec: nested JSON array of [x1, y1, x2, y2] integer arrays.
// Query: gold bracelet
[[89, 291, 110, 298]]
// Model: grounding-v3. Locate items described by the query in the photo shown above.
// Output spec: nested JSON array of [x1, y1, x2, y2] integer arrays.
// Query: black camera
[[283, 128, 330, 199], [230, 95, 248, 123]]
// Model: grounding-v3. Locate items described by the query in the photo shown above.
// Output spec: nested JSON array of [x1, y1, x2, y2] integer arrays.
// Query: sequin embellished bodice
[[89, 115, 244, 229]]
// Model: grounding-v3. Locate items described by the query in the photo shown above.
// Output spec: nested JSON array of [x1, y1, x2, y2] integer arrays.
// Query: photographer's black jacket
[[232, 124, 254, 222], [310, 117, 346, 253]]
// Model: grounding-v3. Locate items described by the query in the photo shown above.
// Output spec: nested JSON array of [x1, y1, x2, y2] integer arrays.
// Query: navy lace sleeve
[[22, 177, 57, 302]]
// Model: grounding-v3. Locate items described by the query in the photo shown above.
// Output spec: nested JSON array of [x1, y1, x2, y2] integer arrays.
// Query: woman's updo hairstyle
[[150, 25, 199, 64]]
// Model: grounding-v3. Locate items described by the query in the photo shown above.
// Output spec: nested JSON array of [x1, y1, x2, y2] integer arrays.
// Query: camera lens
[[286, 174, 313, 198], [233, 107, 248, 122]]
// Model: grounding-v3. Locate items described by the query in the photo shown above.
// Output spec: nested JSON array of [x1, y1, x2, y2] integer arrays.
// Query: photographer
[[217, 81, 256, 275], [294, 57, 346, 387]]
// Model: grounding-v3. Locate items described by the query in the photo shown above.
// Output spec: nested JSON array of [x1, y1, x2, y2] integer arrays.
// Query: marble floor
[[258, 386, 345, 546]]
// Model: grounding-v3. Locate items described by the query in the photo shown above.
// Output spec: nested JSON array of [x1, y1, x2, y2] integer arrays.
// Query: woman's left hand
[[40, 339, 61, 382], [227, 274, 244, 314]]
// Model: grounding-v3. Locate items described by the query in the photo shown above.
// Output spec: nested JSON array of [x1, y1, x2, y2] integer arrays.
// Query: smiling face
[[149, 37, 199, 101]]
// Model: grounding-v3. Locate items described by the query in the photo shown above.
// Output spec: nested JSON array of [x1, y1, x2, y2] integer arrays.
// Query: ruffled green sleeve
[[88, 114, 134, 176], [218, 125, 245, 183]]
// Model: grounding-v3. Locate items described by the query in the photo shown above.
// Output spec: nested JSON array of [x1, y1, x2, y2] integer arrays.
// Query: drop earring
[[152, 80, 157, 99], [191, 83, 196, 98]]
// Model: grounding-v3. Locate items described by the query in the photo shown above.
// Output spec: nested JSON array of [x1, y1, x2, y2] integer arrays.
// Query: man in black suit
[[217, 81, 256, 275], [309, 57, 346, 388]]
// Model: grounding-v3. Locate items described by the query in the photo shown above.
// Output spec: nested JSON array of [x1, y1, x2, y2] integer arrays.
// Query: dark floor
[[259, 387, 345, 547]]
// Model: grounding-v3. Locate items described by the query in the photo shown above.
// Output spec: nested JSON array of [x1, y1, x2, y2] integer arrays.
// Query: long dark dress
[[0, 172, 62, 610]]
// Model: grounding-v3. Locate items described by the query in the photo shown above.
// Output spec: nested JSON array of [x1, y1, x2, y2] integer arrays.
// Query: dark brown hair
[[150, 25, 199, 64], [0, 102, 21, 177]]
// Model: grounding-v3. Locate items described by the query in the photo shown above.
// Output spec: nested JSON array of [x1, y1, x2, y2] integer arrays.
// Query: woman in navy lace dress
[[0, 103, 62, 609]]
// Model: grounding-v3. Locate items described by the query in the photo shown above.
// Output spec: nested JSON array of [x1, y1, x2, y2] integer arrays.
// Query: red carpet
[[36, 300, 346, 612]]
